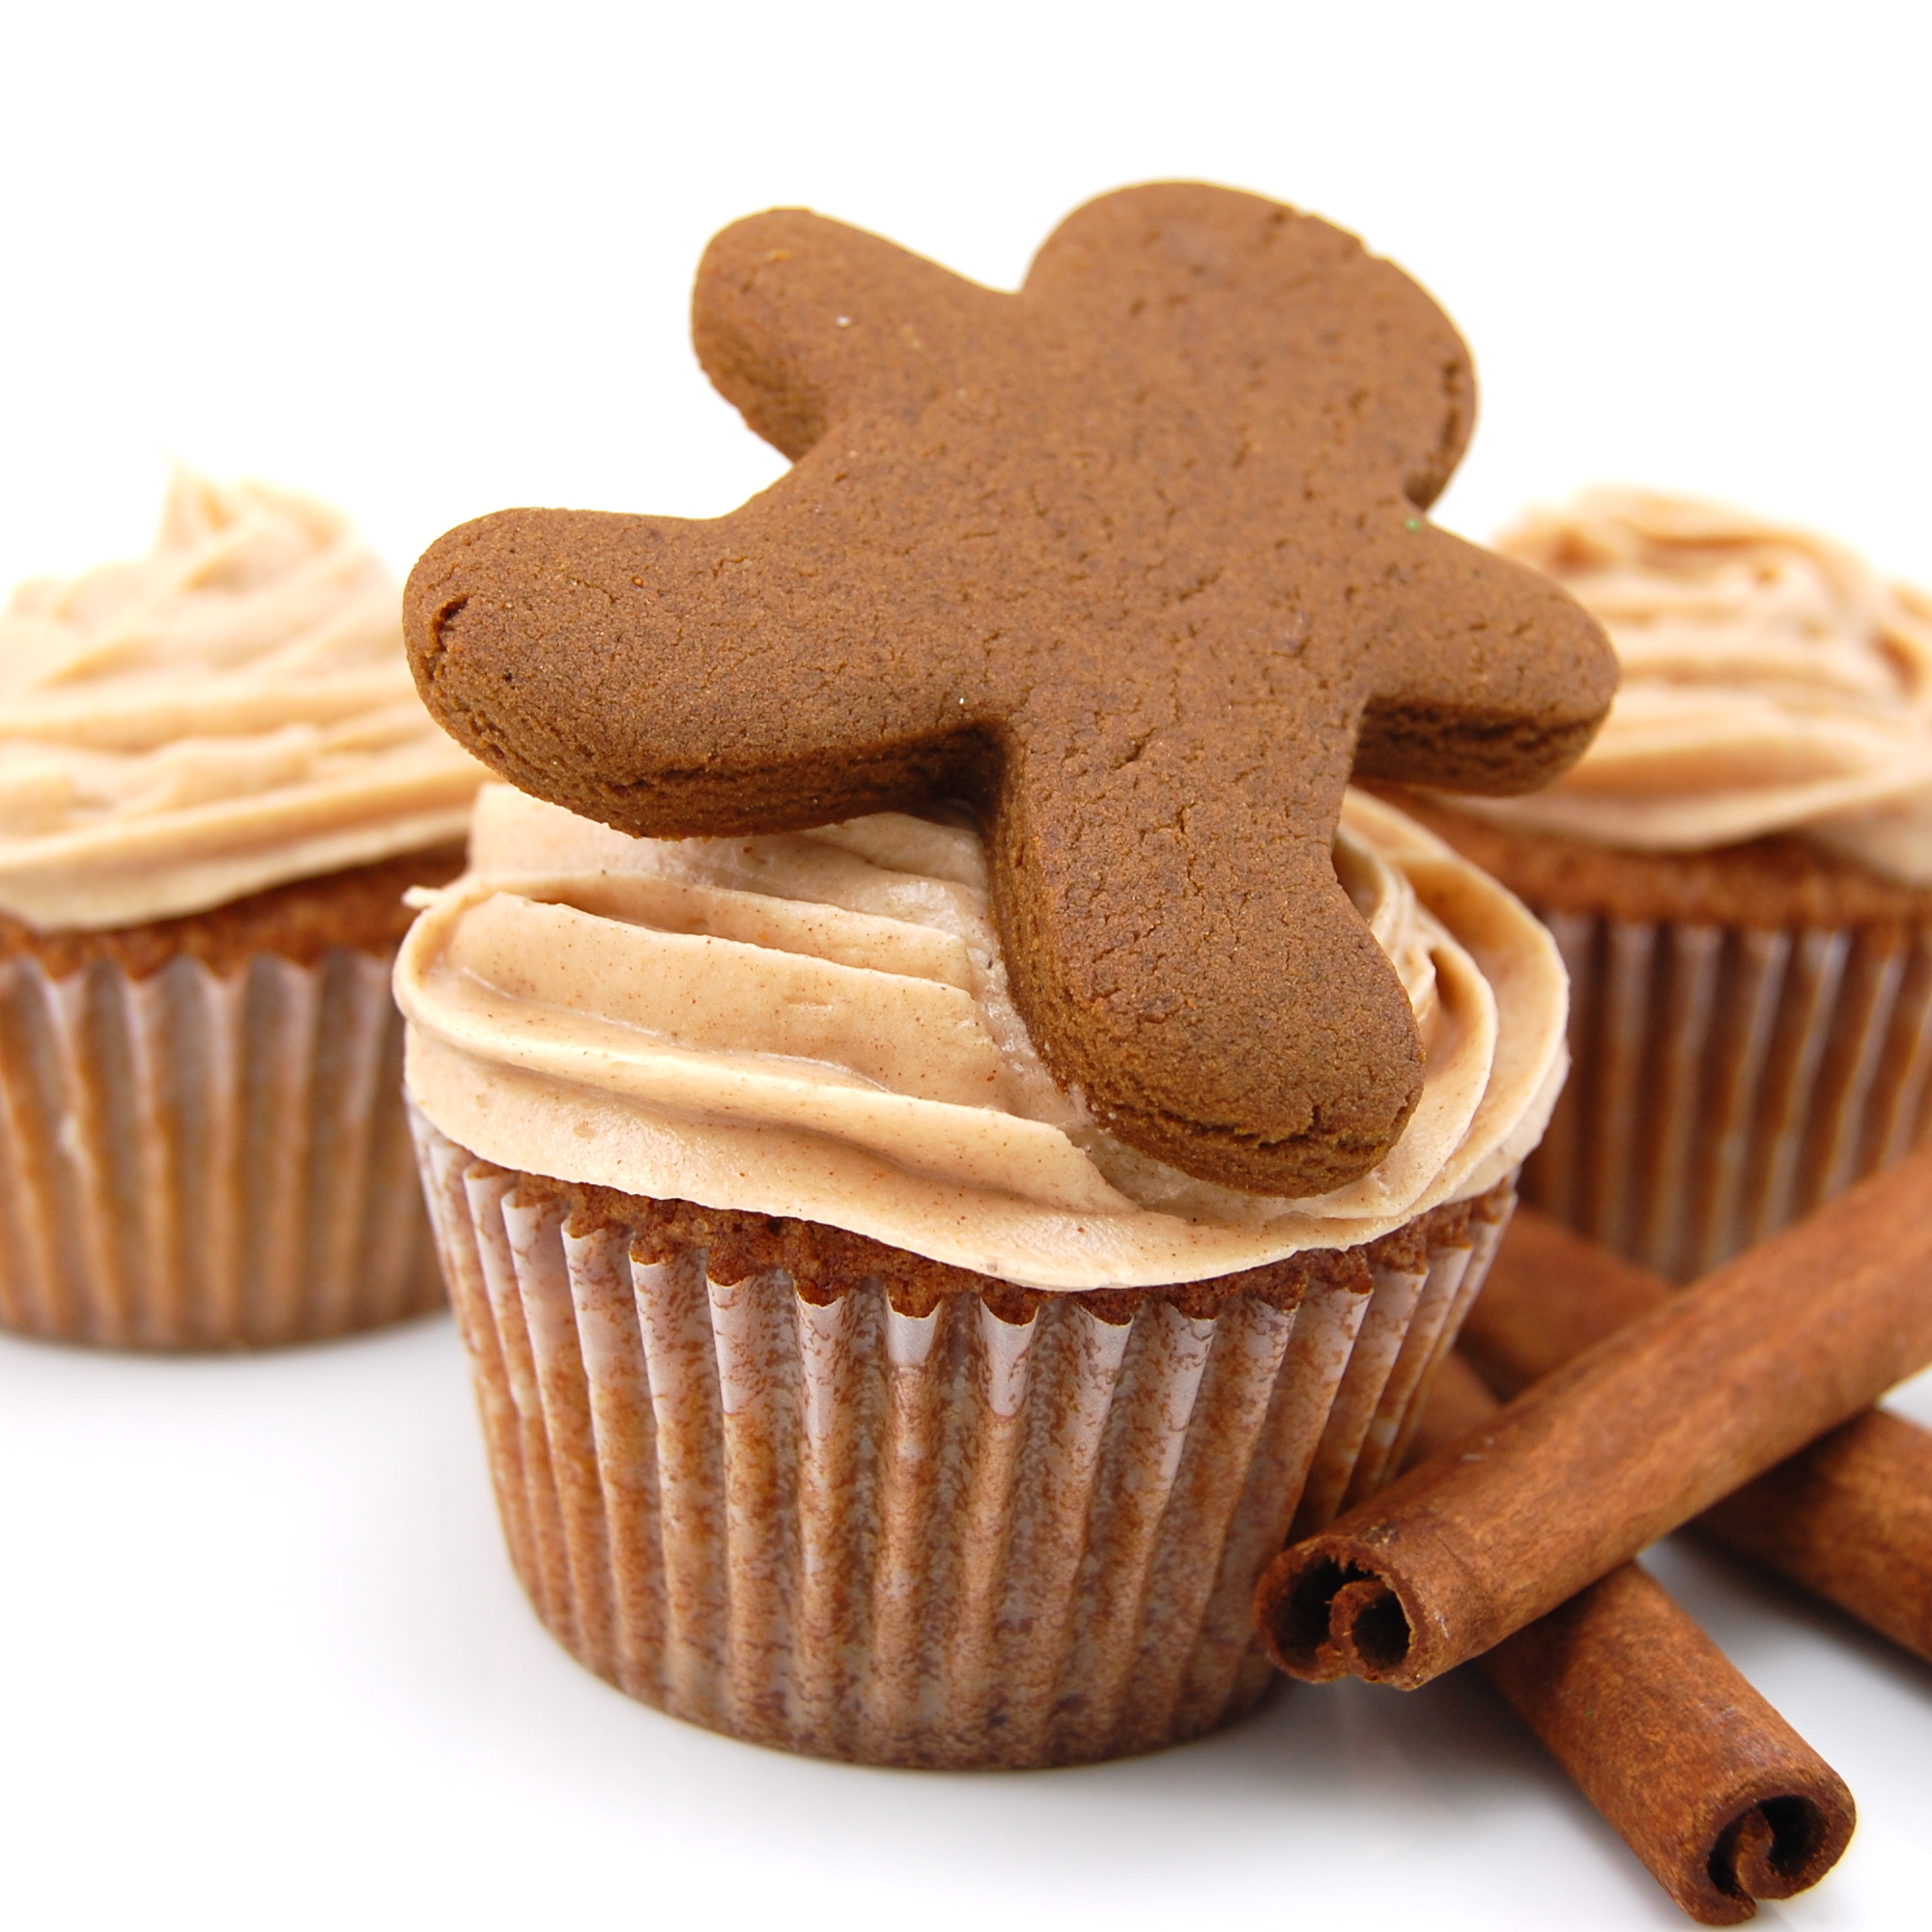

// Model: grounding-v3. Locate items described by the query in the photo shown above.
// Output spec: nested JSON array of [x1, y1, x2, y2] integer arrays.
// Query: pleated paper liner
[[412, 1110, 1513, 1769], [0, 947, 443, 1349], [1524, 910, 1932, 1281]]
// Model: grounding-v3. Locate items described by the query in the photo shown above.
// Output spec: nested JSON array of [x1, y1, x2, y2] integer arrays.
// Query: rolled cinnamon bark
[[1255, 1144, 1932, 1689], [1460, 1205, 1665, 1390], [1696, 1417, 1932, 1664], [1477, 1564, 1856, 1925], [1407, 1357, 1857, 1924], [1471, 1207, 1932, 1664]]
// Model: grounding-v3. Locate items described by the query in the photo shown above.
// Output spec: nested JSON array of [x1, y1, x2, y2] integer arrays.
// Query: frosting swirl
[[1450, 490, 1932, 882], [0, 471, 488, 930], [397, 785, 1566, 1290]]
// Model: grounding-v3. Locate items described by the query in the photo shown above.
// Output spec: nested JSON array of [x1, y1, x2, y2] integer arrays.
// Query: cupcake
[[393, 184, 1612, 1768], [1387, 490, 1932, 1279], [0, 470, 487, 1347], [398, 784, 1564, 1766]]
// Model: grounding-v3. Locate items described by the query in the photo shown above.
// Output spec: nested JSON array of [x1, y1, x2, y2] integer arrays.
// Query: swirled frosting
[[0, 471, 488, 930], [1445, 490, 1932, 882], [397, 784, 1567, 1290]]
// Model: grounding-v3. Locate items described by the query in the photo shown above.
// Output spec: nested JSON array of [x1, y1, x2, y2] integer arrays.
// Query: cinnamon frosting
[[396, 785, 1567, 1290], [1447, 490, 1932, 882], [0, 471, 487, 930]]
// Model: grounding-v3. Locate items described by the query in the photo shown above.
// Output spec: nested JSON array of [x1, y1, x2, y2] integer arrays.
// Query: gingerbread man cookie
[[406, 184, 1614, 1196]]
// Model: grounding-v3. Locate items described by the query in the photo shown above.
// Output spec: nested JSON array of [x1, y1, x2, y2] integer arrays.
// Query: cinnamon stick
[[1254, 1143, 1932, 1690], [1475, 1564, 1855, 1924], [1470, 1208, 1932, 1663], [1403, 1348, 1501, 1459], [1406, 1355, 1856, 1924]]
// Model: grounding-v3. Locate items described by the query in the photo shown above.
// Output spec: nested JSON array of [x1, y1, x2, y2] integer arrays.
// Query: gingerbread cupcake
[[395, 185, 1613, 1767], [1391, 490, 1932, 1278], [0, 470, 487, 1347]]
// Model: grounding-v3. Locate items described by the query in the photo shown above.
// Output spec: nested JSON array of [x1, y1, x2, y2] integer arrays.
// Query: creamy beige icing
[[1446, 490, 1932, 882], [0, 471, 488, 929], [397, 784, 1567, 1290]]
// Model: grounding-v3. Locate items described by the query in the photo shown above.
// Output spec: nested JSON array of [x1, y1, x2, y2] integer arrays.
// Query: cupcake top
[[1442, 490, 1932, 882], [396, 784, 1566, 1290], [0, 470, 487, 931]]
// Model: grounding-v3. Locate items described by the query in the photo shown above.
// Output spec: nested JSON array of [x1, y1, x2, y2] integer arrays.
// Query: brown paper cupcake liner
[[1524, 910, 1932, 1280], [0, 947, 442, 1348], [412, 1109, 1513, 1769]]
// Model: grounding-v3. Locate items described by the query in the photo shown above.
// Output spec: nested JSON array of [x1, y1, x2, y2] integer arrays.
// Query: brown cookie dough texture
[[405, 184, 1615, 1195]]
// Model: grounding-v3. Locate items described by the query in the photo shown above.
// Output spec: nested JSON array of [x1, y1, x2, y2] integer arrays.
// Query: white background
[[1, 3, 1929, 1926]]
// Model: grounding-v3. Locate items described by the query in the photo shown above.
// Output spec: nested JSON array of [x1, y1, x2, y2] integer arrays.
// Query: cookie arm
[[404, 494, 997, 838], [695, 210, 1009, 459], [1349, 525, 1618, 796]]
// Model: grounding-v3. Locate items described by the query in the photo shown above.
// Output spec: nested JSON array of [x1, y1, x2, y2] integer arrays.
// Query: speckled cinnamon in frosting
[[1442, 490, 1932, 883], [0, 470, 488, 931], [396, 784, 1567, 1290]]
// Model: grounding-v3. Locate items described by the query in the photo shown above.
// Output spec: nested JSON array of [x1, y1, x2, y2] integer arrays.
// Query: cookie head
[[406, 183, 1615, 1196]]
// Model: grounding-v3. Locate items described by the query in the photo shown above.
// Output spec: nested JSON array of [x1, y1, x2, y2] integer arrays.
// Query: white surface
[[0, 1321, 1928, 1932], [2, 3, 1931, 1926]]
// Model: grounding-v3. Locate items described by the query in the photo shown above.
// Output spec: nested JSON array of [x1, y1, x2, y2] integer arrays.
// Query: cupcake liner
[[412, 1110, 1513, 1769], [1524, 910, 1932, 1281], [0, 946, 442, 1348]]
